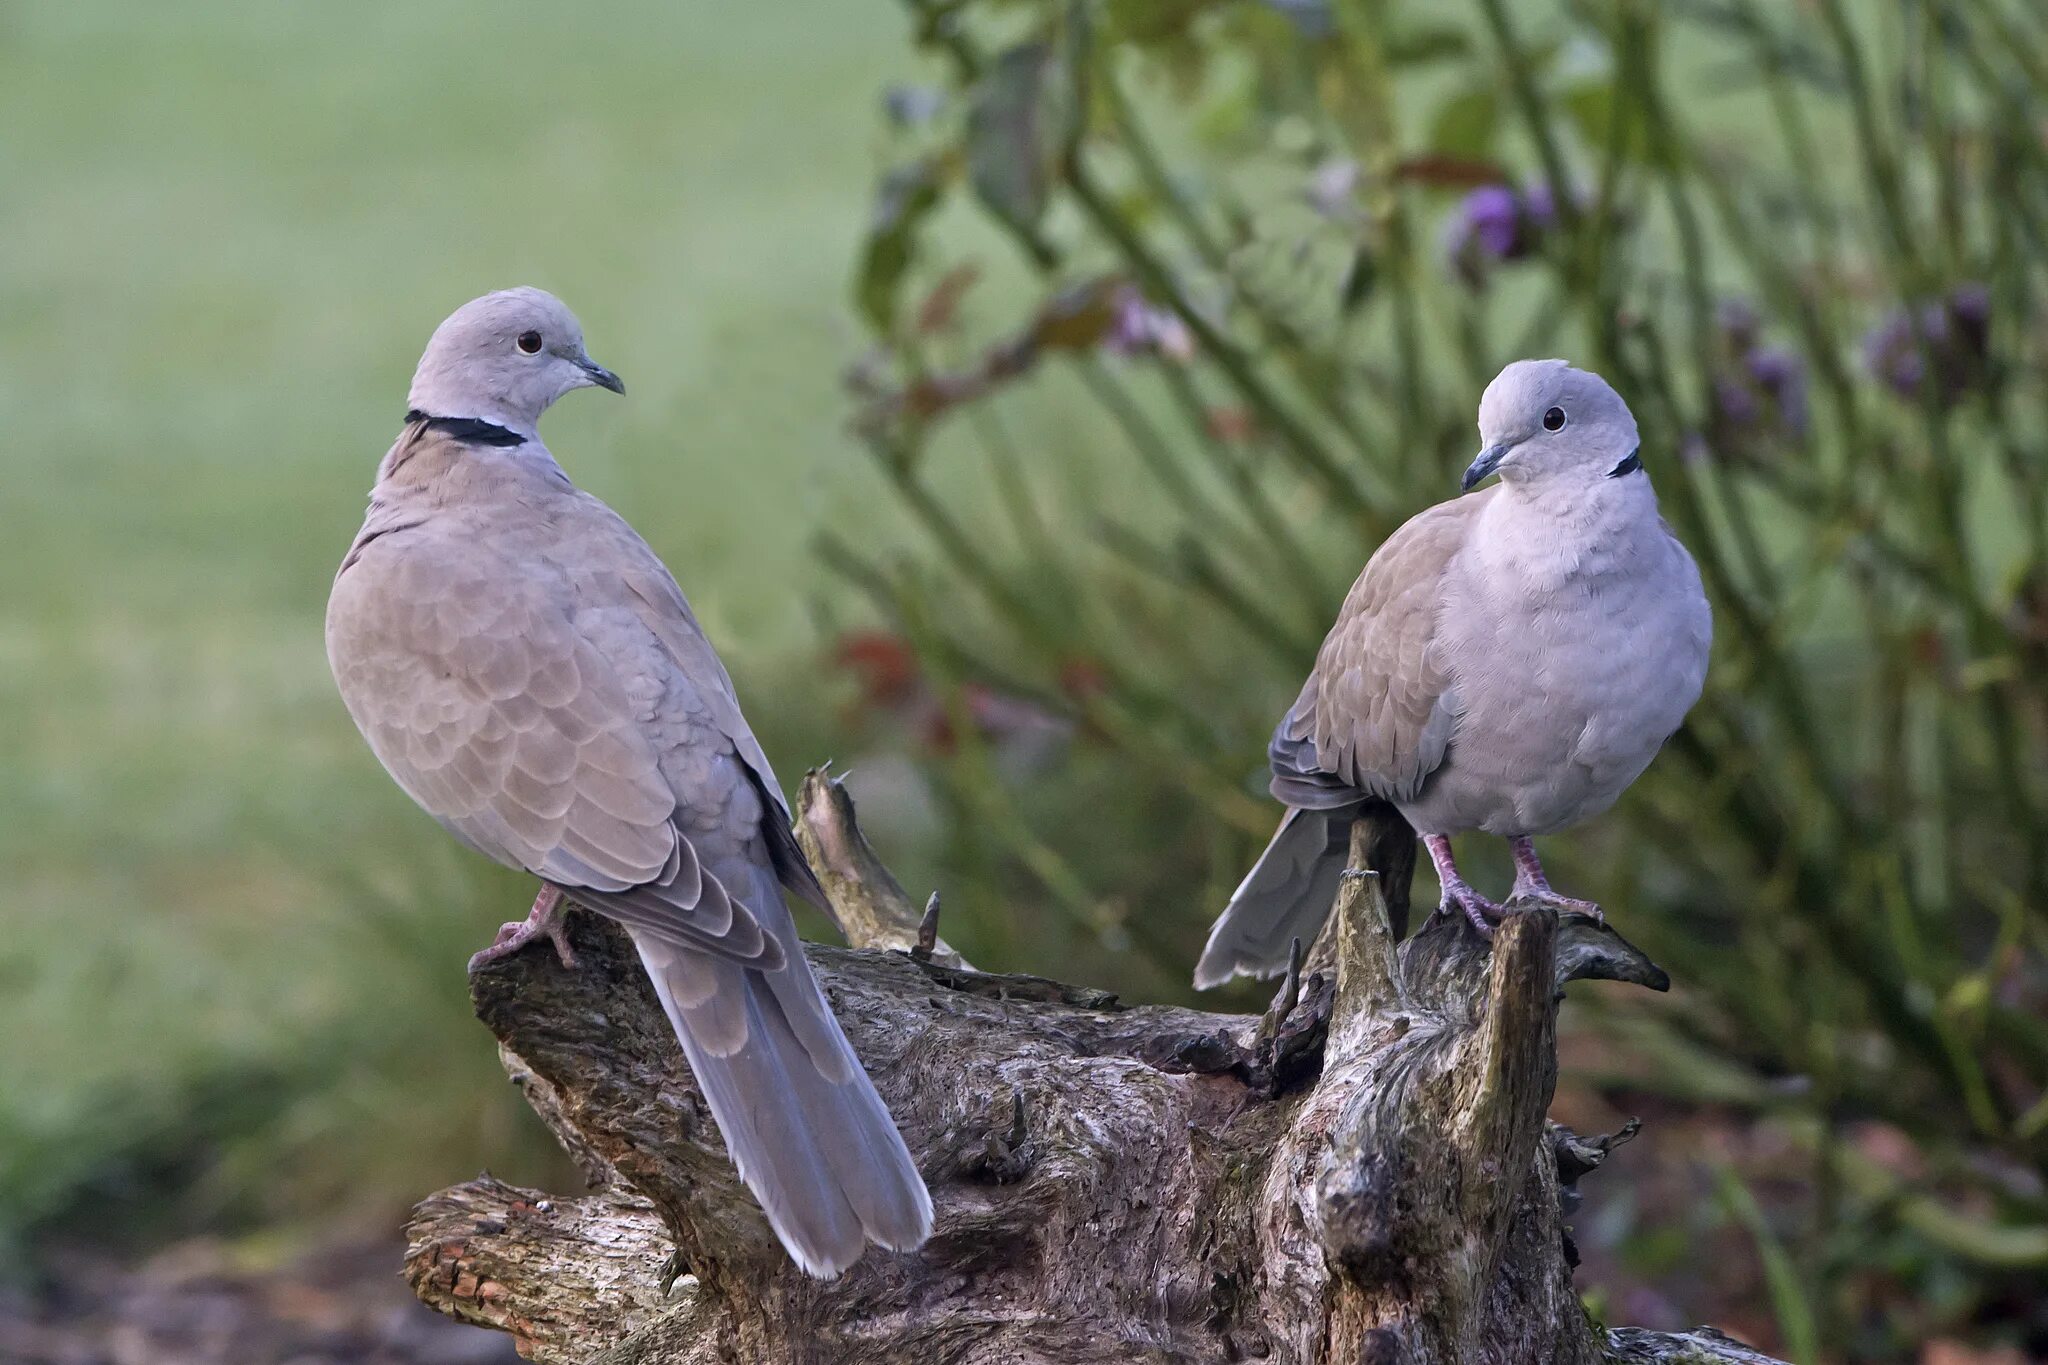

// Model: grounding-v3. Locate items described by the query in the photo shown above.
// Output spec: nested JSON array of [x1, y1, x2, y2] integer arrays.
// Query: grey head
[[1460, 358, 1641, 492], [406, 287, 624, 438]]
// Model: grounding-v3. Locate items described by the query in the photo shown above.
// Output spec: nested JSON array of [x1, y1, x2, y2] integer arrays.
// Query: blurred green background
[[4, 2, 2046, 1362], [0, 0, 958, 1259]]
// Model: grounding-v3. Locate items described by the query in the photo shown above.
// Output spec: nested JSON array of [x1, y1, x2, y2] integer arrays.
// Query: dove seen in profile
[[325, 288, 932, 1276], [1195, 359, 1711, 988]]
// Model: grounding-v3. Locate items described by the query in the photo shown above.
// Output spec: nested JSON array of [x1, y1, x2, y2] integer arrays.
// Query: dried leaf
[[917, 264, 983, 335], [1392, 153, 1507, 188], [1205, 407, 1255, 442]]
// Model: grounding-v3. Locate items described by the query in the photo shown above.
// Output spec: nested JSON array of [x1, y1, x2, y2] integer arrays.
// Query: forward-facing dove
[[1196, 359, 1711, 987]]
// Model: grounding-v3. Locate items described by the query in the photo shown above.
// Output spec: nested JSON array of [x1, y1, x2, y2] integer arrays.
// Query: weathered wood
[[405, 1176, 676, 1348], [406, 812, 1784, 1365], [794, 765, 971, 969]]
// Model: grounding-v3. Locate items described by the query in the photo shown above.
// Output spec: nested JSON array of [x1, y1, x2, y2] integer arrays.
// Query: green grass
[[0, 0, 1089, 1253]]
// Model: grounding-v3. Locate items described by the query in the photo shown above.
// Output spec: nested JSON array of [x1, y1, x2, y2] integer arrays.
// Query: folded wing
[[327, 537, 780, 969], [1270, 490, 1486, 807]]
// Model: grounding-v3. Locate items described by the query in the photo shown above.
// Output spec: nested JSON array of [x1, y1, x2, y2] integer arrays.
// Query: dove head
[[406, 287, 623, 437], [1462, 358, 1641, 493]]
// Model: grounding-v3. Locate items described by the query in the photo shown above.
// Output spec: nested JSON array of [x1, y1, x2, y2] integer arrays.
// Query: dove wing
[[584, 510, 832, 914], [1268, 489, 1489, 809], [325, 522, 780, 969]]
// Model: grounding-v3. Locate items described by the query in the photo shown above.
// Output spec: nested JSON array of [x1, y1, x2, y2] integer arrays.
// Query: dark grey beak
[[1461, 441, 1511, 492], [580, 357, 626, 394]]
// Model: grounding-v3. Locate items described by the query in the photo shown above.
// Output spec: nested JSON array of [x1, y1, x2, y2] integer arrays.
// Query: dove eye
[[1542, 406, 1566, 431], [516, 330, 544, 355]]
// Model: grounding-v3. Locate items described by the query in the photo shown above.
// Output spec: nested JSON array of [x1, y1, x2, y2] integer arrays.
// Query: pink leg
[[1424, 834, 1503, 938], [1508, 837, 1603, 923], [469, 884, 578, 972]]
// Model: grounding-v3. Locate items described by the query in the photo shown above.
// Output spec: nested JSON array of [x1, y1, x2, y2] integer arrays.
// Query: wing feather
[[598, 527, 834, 914], [327, 533, 777, 968], [1269, 491, 1485, 806]]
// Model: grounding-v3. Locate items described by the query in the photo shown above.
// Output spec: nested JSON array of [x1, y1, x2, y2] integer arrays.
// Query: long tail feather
[[629, 920, 932, 1277], [1193, 806, 1355, 989]]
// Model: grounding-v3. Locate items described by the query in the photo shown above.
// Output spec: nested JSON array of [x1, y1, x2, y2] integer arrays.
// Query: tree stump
[[404, 772, 1785, 1365]]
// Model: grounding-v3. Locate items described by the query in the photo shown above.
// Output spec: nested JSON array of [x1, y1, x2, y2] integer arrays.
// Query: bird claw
[[467, 932, 519, 972], [1505, 838, 1604, 924], [468, 888, 577, 971], [1512, 889, 1605, 925], [1437, 885, 1505, 940]]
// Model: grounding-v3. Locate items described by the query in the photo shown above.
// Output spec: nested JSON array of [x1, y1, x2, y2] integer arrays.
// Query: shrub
[[835, 0, 2048, 1354]]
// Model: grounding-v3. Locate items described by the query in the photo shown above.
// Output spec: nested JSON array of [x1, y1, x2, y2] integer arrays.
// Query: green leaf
[[967, 42, 1069, 231], [1713, 1166, 1820, 1365], [1339, 245, 1376, 315], [855, 157, 947, 335], [1428, 87, 1499, 161], [1559, 79, 1653, 166], [1103, 0, 1215, 46], [1384, 21, 1472, 67], [1558, 79, 1609, 146]]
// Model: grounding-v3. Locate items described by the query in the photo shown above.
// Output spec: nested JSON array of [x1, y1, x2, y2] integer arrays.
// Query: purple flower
[[1862, 284, 1992, 399], [1862, 310, 1922, 395], [882, 85, 945, 128], [1716, 297, 1761, 350], [1713, 375, 1761, 429], [1443, 182, 1570, 287], [1948, 282, 1990, 354], [1105, 284, 1194, 362], [1704, 299, 1808, 450], [1464, 186, 1522, 255], [1744, 345, 1809, 433]]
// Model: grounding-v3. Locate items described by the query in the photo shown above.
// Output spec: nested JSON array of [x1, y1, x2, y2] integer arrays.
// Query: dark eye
[[517, 330, 544, 355], [1542, 406, 1566, 431]]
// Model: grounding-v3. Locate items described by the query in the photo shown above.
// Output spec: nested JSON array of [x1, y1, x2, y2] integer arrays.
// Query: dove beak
[[578, 357, 626, 395], [1461, 441, 1512, 492]]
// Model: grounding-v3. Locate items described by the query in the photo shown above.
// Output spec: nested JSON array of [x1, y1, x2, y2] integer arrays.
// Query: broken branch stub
[[794, 765, 970, 968], [407, 792, 1781, 1365]]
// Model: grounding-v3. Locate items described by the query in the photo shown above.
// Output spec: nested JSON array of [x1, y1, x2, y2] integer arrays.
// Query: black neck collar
[[406, 408, 526, 447], [1606, 446, 1643, 479]]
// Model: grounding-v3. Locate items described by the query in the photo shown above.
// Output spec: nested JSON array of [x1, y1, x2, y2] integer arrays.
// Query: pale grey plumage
[[1196, 359, 1710, 988], [327, 288, 932, 1275]]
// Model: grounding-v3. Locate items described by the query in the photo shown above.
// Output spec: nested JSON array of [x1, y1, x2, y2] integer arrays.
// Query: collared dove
[[1195, 359, 1711, 988], [326, 288, 932, 1276]]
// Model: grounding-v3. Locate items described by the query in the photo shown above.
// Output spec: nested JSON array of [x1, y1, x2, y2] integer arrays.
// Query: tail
[[1193, 806, 1355, 989], [627, 903, 932, 1277]]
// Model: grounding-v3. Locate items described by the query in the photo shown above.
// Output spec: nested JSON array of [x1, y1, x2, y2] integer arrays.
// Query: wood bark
[[405, 771, 1786, 1365]]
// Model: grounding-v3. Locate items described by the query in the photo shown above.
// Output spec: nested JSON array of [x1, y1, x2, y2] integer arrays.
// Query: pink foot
[[469, 885, 578, 971], [1508, 837, 1604, 924], [1424, 834, 1505, 939], [1440, 879, 1506, 939]]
